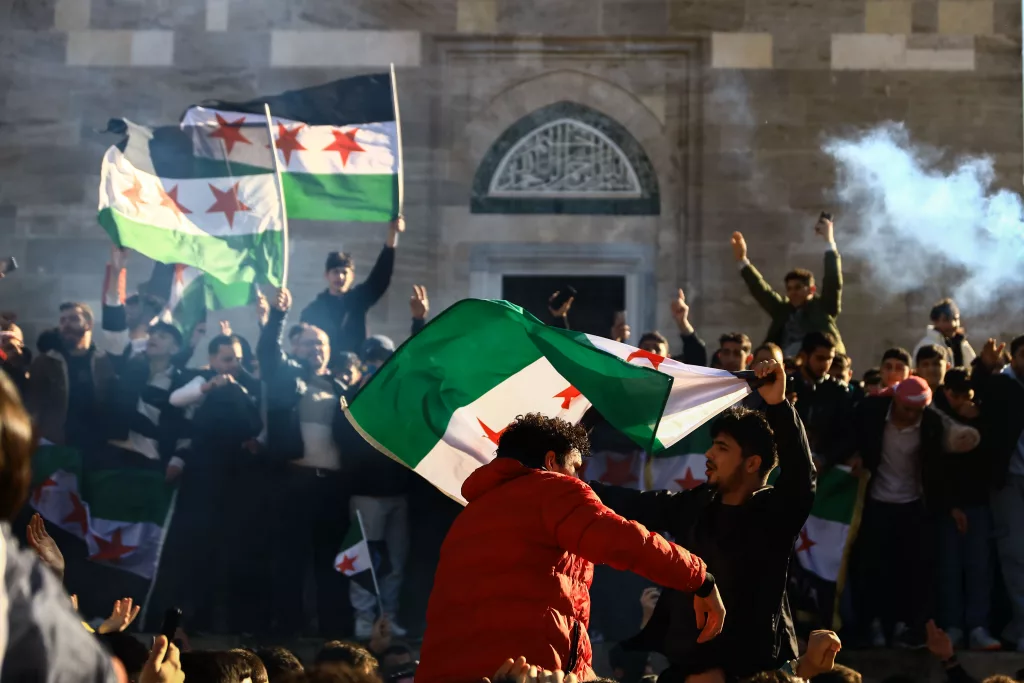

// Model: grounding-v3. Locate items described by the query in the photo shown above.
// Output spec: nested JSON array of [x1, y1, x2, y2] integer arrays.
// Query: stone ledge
[[65, 29, 174, 66], [269, 29, 421, 67], [832, 34, 975, 71]]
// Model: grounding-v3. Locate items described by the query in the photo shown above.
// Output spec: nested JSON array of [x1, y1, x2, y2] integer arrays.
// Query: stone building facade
[[0, 0, 1020, 366]]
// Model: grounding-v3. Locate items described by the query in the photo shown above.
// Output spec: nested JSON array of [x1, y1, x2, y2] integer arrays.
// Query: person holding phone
[[732, 212, 845, 358]]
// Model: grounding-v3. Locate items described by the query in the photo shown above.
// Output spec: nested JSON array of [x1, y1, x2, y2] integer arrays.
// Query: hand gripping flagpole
[[263, 104, 289, 288], [355, 509, 385, 619]]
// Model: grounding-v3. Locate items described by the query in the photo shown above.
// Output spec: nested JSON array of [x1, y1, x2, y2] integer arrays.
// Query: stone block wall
[[0, 0, 1020, 368]]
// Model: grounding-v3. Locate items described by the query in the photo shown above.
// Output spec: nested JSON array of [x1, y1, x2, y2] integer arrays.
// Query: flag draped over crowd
[[29, 444, 176, 580], [345, 298, 752, 504]]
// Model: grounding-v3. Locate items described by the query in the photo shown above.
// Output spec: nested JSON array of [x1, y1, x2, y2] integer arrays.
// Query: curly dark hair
[[496, 412, 590, 470]]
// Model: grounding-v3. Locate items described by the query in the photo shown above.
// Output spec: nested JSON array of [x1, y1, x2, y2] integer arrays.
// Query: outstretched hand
[[754, 359, 786, 405], [27, 513, 65, 579], [730, 232, 748, 262], [980, 338, 1006, 370], [410, 285, 429, 320], [110, 246, 130, 272], [671, 288, 693, 334], [268, 286, 292, 313], [693, 581, 726, 643], [814, 214, 835, 243], [98, 597, 142, 634], [926, 620, 955, 662]]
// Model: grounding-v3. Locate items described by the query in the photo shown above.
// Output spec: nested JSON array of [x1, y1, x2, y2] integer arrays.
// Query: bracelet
[[780, 659, 799, 676]]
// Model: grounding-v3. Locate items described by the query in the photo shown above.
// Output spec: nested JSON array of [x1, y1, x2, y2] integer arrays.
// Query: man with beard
[[27, 301, 115, 448], [592, 359, 815, 681], [259, 286, 352, 637]]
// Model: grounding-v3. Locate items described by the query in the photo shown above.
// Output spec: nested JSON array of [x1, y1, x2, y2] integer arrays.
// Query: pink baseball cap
[[893, 376, 933, 406]]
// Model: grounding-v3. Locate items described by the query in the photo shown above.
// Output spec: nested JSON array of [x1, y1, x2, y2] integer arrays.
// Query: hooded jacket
[[416, 458, 708, 683]]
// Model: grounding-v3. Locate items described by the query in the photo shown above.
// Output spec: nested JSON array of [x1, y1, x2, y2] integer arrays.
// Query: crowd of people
[[1, 211, 1023, 683]]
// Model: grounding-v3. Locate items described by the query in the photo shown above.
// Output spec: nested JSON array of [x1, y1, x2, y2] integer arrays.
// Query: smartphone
[[0, 257, 18, 276], [819, 211, 833, 221], [160, 607, 182, 640], [549, 285, 577, 311]]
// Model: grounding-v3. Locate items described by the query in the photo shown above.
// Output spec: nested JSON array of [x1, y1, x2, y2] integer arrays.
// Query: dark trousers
[[852, 497, 932, 634], [273, 464, 352, 637]]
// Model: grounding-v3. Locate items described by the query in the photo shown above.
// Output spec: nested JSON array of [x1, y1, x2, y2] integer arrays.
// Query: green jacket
[[740, 248, 845, 355]]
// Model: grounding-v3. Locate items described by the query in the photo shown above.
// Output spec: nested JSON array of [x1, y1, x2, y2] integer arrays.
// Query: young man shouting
[[593, 359, 815, 680]]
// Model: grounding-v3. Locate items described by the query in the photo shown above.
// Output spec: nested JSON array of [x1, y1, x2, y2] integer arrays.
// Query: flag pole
[[263, 104, 290, 287], [355, 509, 385, 618], [389, 63, 404, 217]]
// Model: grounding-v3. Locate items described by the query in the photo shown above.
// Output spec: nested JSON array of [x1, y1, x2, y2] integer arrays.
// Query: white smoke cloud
[[823, 123, 1024, 314]]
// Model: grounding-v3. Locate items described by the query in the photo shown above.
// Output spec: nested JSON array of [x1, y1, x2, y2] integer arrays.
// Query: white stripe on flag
[[795, 515, 850, 582], [99, 147, 283, 238], [183, 107, 399, 175]]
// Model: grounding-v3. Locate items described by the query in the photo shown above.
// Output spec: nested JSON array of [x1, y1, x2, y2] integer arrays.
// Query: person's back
[[417, 414, 716, 683]]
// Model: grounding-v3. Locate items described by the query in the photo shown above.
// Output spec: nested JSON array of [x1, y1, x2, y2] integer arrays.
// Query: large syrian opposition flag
[[788, 465, 868, 630], [28, 444, 176, 580], [346, 299, 750, 503], [182, 73, 400, 223], [99, 119, 284, 290]]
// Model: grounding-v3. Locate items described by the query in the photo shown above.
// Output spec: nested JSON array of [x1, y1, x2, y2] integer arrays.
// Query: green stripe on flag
[[32, 445, 82, 485], [82, 469, 175, 526], [99, 208, 284, 287], [810, 467, 861, 524], [341, 520, 363, 549], [348, 299, 671, 468], [282, 172, 398, 221]]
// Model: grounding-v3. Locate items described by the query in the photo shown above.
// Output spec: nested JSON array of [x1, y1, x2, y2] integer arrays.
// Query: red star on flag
[[554, 386, 582, 410], [598, 453, 639, 487], [89, 528, 137, 562], [31, 477, 58, 506], [157, 185, 191, 222], [323, 128, 365, 166], [674, 467, 703, 491], [626, 349, 667, 371], [796, 528, 816, 553], [270, 123, 306, 165], [336, 554, 358, 574], [477, 418, 507, 446], [207, 113, 251, 154], [206, 182, 251, 228], [122, 175, 146, 211], [62, 492, 89, 536]]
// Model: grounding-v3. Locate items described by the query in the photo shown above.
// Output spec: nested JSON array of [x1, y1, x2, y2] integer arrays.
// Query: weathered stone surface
[[173, 30, 271, 68], [0, 0, 1020, 368]]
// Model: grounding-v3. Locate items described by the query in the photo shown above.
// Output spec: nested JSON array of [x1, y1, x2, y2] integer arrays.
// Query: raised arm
[[671, 287, 708, 366], [257, 287, 291, 380], [816, 216, 842, 318], [733, 232, 786, 314], [353, 217, 403, 309], [97, 247, 130, 356], [758, 361, 816, 532]]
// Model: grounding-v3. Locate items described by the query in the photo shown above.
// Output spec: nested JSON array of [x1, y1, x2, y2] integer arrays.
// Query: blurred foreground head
[[0, 370, 35, 520]]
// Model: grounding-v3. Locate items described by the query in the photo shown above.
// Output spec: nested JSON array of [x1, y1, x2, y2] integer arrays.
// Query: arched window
[[471, 101, 659, 215]]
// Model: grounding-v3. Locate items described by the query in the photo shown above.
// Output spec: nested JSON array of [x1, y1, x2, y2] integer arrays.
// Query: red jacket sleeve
[[540, 475, 706, 593]]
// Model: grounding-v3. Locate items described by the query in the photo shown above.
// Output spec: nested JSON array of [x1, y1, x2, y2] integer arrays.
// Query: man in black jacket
[[300, 217, 404, 365], [260, 286, 352, 637], [973, 335, 1024, 651], [158, 333, 263, 632], [592, 359, 815, 680], [788, 332, 853, 468]]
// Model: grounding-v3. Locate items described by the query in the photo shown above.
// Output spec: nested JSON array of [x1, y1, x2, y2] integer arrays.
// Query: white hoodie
[[912, 326, 977, 368]]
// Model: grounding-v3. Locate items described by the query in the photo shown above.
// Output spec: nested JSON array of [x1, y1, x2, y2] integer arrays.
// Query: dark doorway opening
[[501, 275, 626, 338]]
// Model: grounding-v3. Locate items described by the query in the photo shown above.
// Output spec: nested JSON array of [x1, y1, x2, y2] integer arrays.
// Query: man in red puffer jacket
[[416, 413, 724, 683]]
